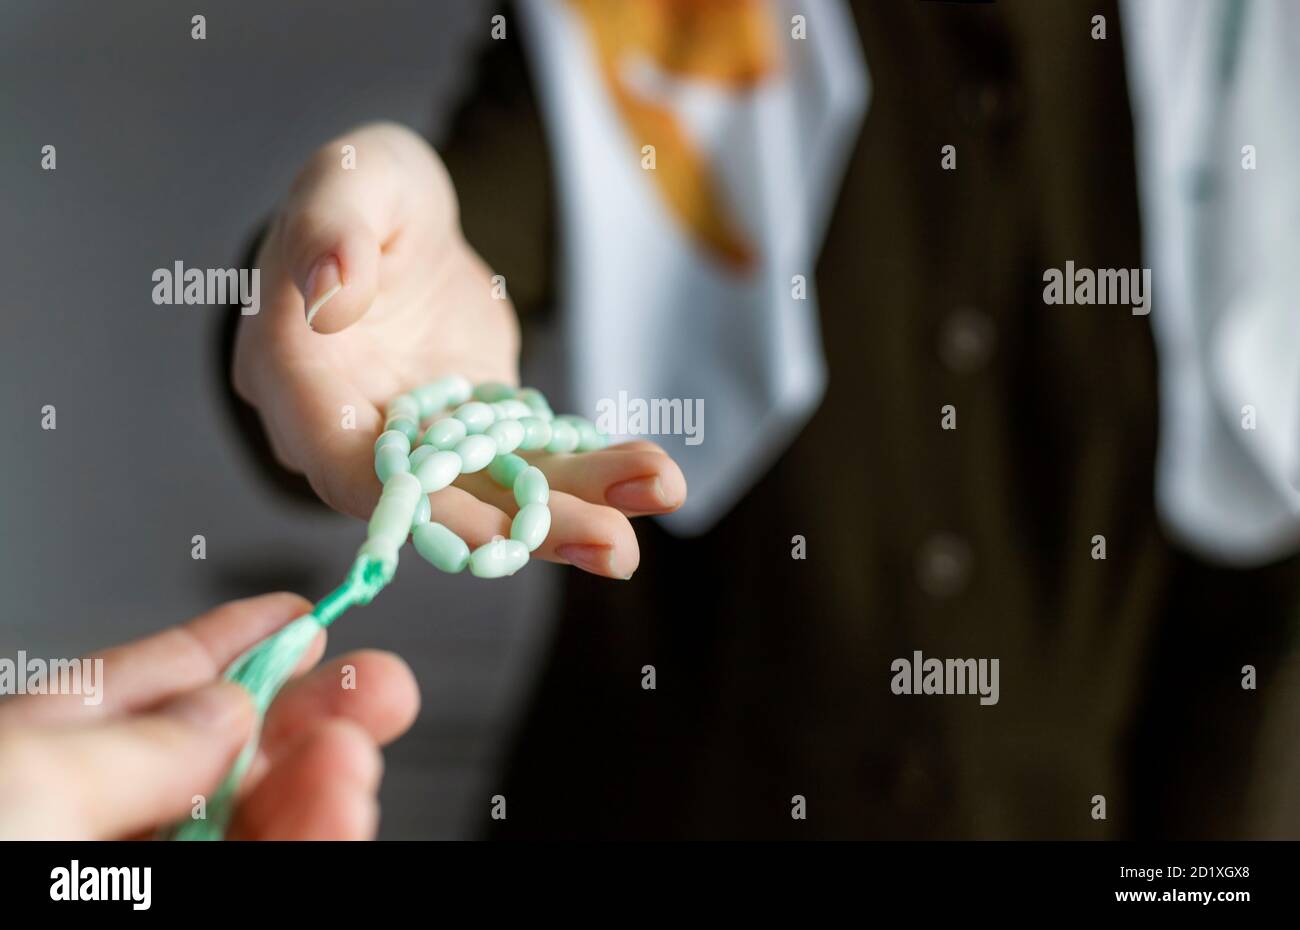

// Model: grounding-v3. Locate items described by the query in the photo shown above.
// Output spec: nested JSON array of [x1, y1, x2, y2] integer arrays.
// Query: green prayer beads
[[168, 376, 606, 840], [371, 376, 603, 578], [412, 521, 470, 573]]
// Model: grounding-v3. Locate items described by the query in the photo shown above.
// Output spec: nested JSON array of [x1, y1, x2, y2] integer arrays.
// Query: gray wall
[[0, 0, 556, 839]]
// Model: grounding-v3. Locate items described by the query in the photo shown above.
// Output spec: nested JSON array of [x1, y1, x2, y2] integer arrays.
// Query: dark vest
[[431, 0, 1300, 838]]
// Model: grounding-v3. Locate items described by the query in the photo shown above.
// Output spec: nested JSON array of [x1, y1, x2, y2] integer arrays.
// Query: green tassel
[[166, 379, 573, 839], [166, 554, 393, 840]]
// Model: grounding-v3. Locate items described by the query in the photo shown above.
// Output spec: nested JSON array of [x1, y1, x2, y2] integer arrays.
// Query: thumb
[[273, 122, 453, 334], [281, 195, 383, 335], [277, 125, 419, 334], [47, 681, 255, 839]]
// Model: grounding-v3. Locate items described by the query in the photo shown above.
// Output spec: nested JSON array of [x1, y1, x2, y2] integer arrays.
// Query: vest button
[[939, 306, 996, 373], [958, 81, 1023, 131], [916, 533, 973, 598]]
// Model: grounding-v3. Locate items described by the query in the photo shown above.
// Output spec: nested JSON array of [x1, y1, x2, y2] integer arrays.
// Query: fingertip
[[283, 215, 380, 334], [305, 718, 385, 792], [656, 457, 688, 512], [230, 721, 384, 841], [304, 241, 378, 334], [612, 451, 687, 513], [555, 542, 640, 580], [346, 650, 422, 744], [261, 650, 420, 753], [302, 256, 343, 328]]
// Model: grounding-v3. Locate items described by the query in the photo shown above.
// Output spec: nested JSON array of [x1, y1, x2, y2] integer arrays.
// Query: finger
[[229, 719, 382, 841], [516, 446, 686, 515], [277, 122, 454, 334], [278, 137, 398, 334], [451, 477, 640, 579], [0, 593, 317, 726], [260, 651, 420, 757], [425, 484, 512, 546], [4, 682, 256, 840]]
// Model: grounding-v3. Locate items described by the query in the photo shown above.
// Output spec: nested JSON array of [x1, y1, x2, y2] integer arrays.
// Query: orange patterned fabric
[[567, 0, 781, 270]]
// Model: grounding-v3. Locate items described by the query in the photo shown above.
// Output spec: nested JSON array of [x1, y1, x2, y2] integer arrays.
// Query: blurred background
[[0, 0, 536, 839], [7, 0, 1300, 842]]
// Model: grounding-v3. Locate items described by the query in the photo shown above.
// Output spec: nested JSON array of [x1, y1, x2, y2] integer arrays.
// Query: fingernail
[[556, 543, 623, 578], [303, 257, 343, 329], [162, 682, 252, 731], [605, 475, 666, 513]]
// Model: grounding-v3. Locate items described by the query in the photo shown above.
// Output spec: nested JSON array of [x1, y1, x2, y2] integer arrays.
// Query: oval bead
[[513, 465, 549, 507], [453, 401, 495, 434], [473, 381, 517, 403], [386, 393, 419, 421], [517, 387, 554, 420], [546, 419, 579, 453], [487, 452, 529, 488], [492, 399, 533, 421], [411, 492, 431, 528], [517, 417, 552, 450], [374, 443, 411, 483], [412, 383, 447, 419], [408, 445, 436, 472], [485, 418, 524, 455], [412, 522, 470, 574], [385, 416, 419, 444], [373, 429, 411, 456], [575, 424, 606, 451], [454, 434, 497, 474], [367, 472, 422, 550], [422, 416, 467, 450], [369, 382, 618, 585], [414, 450, 462, 493], [510, 503, 551, 552], [434, 375, 473, 408], [557, 415, 604, 451], [468, 538, 529, 578]]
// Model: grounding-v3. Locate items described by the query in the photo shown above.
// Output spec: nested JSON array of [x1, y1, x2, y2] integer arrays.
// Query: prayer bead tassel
[[172, 378, 605, 841]]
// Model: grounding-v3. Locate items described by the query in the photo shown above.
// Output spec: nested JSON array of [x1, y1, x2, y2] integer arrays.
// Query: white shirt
[[1123, 0, 1300, 564], [524, 0, 1300, 566]]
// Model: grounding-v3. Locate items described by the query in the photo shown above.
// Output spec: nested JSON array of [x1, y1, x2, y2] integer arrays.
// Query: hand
[[0, 593, 419, 840], [233, 121, 685, 580]]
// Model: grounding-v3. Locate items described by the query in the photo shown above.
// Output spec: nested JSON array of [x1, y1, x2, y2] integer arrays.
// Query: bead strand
[[365, 376, 605, 580], [170, 376, 596, 841]]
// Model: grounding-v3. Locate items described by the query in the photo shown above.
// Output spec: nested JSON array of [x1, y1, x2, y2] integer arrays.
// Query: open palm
[[233, 122, 684, 579]]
